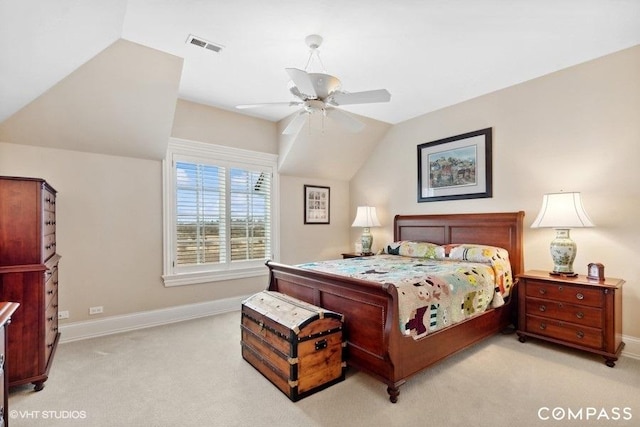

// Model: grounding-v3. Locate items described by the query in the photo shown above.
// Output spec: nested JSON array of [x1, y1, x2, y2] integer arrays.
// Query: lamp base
[[360, 227, 373, 255], [549, 228, 577, 276], [549, 271, 578, 278]]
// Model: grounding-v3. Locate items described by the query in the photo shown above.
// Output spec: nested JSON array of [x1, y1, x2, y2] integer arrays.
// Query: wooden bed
[[266, 211, 524, 402]]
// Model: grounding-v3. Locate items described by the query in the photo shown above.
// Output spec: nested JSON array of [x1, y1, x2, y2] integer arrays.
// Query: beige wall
[[350, 45, 640, 339], [279, 176, 351, 265], [0, 99, 351, 323], [0, 39, 183, 160], [172, 99, 278, 154], [0, 142, 265, 321]]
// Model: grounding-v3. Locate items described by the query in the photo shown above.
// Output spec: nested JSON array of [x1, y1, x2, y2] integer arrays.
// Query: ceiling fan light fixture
[[304, 100, 325, 113]]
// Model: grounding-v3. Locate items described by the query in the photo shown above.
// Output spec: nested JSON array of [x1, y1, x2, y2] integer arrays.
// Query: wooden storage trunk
[[241, 291, 346, 401]]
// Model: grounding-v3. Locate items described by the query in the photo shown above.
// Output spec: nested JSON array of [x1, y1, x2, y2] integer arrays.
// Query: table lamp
[[351, 206, 381, 255], [531, 192, 594, 276]]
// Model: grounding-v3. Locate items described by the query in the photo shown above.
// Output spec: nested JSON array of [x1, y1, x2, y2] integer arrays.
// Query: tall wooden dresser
[[0, 176, 61, 391]]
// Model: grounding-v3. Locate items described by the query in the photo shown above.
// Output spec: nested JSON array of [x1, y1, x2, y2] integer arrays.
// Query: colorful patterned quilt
[[297, 244, 512, 340]]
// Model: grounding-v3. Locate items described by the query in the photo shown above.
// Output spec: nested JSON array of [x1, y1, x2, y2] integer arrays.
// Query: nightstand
[[517, 270, 625, 367], [341, 252, 374, 259]]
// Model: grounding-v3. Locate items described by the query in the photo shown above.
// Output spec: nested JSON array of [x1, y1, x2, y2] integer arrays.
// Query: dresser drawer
[[525, 297, 603, 328], [525, 315, 603, 349], [43, 188, 56, 213], [43, 233, 56, 261], [45, 301, 59, 362], [43, 210, 56, 235], [525, 280, 603, 308], [44, 261, 59, 309]]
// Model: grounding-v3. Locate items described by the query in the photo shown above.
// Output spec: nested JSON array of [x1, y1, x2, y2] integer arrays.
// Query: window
[[163, 138, 279, 286]]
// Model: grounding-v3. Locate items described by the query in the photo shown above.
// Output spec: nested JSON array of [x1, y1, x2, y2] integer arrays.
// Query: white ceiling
[[2, 0, 640, 126]]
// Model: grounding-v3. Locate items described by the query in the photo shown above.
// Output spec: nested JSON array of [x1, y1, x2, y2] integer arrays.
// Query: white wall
[[350, 45, 640, 340]]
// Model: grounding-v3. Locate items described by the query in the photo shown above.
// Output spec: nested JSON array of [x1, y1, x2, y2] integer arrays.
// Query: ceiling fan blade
[[282, 111, 308, 135], [330, 89, 391, 106], [286, 68, 317, 98], [326, 108, 365, 133], [236, 101, 301, 109]]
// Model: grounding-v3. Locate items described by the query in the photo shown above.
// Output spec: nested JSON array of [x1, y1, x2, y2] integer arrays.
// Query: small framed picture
[[304, 185, 330, 224]]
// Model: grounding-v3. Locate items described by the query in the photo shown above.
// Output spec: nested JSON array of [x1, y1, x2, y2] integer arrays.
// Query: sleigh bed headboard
[[393, 211, 525, 278]]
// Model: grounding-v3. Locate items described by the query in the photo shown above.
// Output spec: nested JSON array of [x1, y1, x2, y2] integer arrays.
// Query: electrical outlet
[[58, 310, 69, 319], [89, 306, 103, 315]]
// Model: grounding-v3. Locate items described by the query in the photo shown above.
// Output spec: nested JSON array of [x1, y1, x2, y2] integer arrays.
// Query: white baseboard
[[622, 334, 640, 360], [59, 295, 250, 343], [59, 300, 640, 361]]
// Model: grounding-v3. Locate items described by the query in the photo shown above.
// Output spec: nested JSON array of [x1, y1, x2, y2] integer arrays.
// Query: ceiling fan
[[236, 34, 391, 136]]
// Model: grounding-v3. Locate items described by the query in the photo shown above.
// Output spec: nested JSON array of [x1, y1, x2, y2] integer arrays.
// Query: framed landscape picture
[[417, 128, 492, 202], [304, 185, 330, 224]]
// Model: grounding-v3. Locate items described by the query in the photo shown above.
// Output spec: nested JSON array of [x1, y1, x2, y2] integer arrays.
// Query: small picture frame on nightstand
[[587, 263, 605, 281]]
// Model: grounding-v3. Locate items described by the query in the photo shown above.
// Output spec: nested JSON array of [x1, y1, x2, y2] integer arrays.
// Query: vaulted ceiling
[[2, 1, 640, 178]]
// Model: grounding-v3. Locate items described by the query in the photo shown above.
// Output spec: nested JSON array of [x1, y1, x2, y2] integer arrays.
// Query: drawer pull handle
[[576, 331, 584, 339], [576, 311, 584, 319], [47, 290, 54, 295], [538, 288, 546, 295], [538, 305, 546, 312], [539, 323, 547, 330], [576, 293, 584, 300], [558, 286, 563, 292], [47, 316, 54, 322]]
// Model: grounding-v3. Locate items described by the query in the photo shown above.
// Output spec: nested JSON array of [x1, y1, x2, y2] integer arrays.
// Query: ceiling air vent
[[186, 34, 223, 53]]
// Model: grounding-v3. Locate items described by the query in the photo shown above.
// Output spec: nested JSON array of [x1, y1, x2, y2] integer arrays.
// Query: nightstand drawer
[[525, 297, 603, 328], [525, 281, 603, 308], [525, 315, 602, 349]]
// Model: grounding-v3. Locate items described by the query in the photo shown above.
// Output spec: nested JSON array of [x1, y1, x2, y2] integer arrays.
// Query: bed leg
[[386, 386, 400, 403]]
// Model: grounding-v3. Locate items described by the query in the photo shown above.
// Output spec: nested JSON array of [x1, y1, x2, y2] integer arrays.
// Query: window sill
[[162, 266, 268, 287]]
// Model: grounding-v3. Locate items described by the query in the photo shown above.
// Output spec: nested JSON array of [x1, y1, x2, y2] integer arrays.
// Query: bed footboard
[[266, 260, 399, 386]]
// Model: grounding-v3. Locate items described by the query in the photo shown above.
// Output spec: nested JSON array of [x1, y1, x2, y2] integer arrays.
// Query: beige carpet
[[8, 311, 640, 426]]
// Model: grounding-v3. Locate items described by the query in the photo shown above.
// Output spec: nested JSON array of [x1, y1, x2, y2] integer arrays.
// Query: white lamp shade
[[531, 192, 594, 228], [351, 206, 381, 227]]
